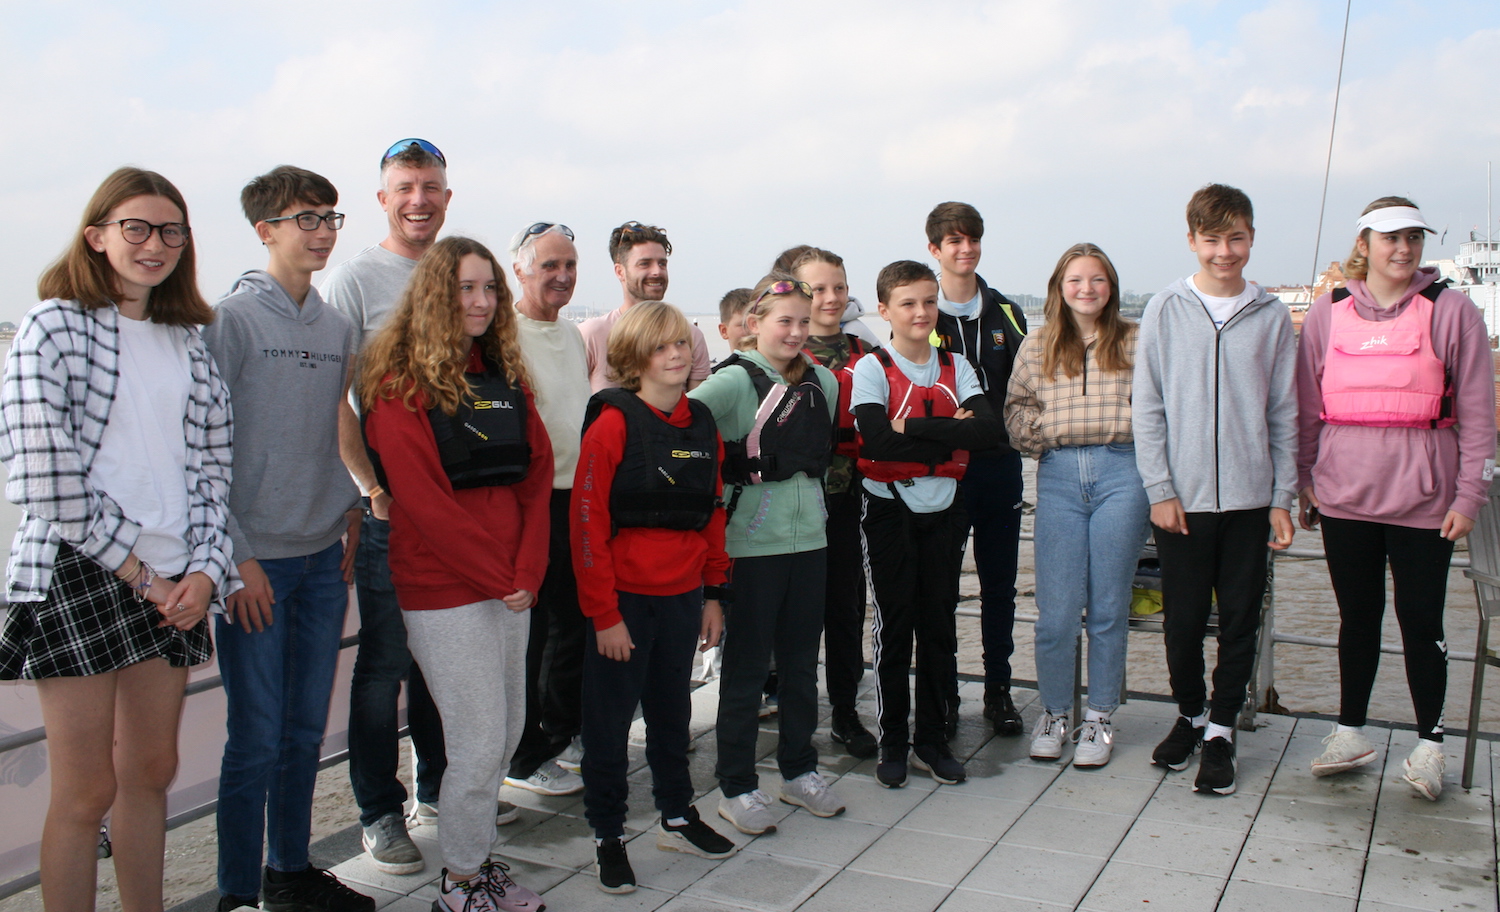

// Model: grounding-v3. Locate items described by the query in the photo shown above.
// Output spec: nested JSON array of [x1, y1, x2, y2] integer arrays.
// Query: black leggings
[[1321, 515, 1453, 741]]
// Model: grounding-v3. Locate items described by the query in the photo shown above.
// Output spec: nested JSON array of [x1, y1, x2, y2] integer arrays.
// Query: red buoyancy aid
[[823, 334, 869, 459], [856, 348, 969, 483], [1320, 283, 1455, 429]]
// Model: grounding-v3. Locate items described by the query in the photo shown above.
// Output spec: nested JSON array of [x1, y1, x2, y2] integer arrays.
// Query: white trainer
[[717, 789, 778, 835], [1311, 727, 1377, 777], [1072, 718, 1114, 768], [1029, 711, 1069, 761], [1401, 741, 1445, 801], [555, 735, 583, 772], [503, 759, 584, 796], [779, 771, 845, 817]]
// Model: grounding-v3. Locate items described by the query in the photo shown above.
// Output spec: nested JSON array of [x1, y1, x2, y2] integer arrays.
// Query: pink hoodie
[[1296, 267, 1495, 528]]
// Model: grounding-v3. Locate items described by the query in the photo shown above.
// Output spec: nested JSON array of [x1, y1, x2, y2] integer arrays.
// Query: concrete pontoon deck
[[196, 676, 1500, 912]]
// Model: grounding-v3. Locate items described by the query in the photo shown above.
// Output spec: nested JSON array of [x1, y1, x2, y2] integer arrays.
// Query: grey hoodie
[[202, 270, 359, 563], [1133, 278, 1298, 514]]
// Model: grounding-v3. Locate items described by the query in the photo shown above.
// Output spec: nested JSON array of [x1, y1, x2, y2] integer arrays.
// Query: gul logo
[[472, 400, 514, 409], [1360, 335, 1389, 351], [671, 449, 712, 460]]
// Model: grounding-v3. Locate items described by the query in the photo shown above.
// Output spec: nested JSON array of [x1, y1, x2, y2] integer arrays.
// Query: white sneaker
[[1401, 741, 1445, 801], [504, 759, 584, 796], [717, 789, 778, 835], [779, 771, 845, 817], [410, 800, 521, 827], [1072, 718, 1113, 768], [555, 736, 583, 772], [1030, 711, 1069, 761], [1311, 727, 1377, 777]]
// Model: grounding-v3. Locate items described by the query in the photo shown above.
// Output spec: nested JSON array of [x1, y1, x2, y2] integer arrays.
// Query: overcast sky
[[3, 0, 1496, 323]]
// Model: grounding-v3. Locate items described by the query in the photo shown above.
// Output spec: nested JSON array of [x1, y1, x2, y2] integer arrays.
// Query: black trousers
[[1321, 515, 1453, 741], [715, 550, 826, 797], [1153, 508, 1269, 727], [823, 488, 868, 714], [509, 489, 588, 778], [581, 589, 701, 838], [862, 493, 968, 751]]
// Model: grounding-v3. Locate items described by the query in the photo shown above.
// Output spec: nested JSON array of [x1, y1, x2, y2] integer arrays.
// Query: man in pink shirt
[[579, 221, 711, 392]]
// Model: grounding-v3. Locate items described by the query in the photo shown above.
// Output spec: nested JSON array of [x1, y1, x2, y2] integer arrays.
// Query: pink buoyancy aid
[[1319, 285, 1455, 428]]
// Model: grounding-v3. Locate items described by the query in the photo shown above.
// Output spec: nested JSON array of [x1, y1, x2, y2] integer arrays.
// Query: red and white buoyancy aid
[[1319, 283, 1455, 429], [856, 348, 969, 482], [826, 334, 870, 459]]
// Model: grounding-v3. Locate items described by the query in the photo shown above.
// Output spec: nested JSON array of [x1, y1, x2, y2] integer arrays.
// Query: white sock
[[1085, 709, 1111, 724], [665, 816, 688, 827], [1186, 712, 1208, 728], [1205, 722, 1235, 743], [1336, 724, 1364, 735]]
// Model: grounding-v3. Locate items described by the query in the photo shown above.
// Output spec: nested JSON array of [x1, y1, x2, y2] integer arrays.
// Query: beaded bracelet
[[129, 560, 155, 602]]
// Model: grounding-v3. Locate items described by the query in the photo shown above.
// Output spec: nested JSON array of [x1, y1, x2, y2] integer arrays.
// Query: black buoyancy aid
[[582, 388, 719, 532], [856, 348, 969, 483], [715, 353, 833, 485], [366, 360, 532, 494]]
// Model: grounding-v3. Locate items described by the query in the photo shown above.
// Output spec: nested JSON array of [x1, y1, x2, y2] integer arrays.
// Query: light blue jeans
[[1033, 444, 1150, 716]]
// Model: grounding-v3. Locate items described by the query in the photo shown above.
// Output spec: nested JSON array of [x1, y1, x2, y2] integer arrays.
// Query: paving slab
[[958, 844, 1107, 907], [1358, 851, 1499, 912], [896, 791, 1029, 842], [1109, 818, 1245, 878], [792, 869, 950, 912], [934, 890, 1070, 912], [748, 809, 885, 868], [541, 873, 675, 910], [1216, 878, 1356, 912], [1230, 833, 1366, 897], [1368, 815, 1496, 869], [1076, 862, 1224, 912], [847, 827, 991, 887], [1001, 805, 1135, 858], [680, 853, 838, 912], [1250, 795, 1374, 850]]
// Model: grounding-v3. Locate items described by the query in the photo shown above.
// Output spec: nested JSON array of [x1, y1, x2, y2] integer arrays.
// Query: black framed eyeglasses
[[95, 219, 191, 248], [382, 138, 446, 167], [264, 211, 346, 231], [522, 222, 575, 242], [752, 280, 813, 308]]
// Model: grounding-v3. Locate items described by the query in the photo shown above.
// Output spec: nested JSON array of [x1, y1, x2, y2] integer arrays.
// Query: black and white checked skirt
[[0, 542, 211, 679]]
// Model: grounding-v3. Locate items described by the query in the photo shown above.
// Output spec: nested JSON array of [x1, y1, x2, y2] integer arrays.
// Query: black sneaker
[[218, 894, 259, 912], [1151, 716, 1205, 771], [876, 747, 908, 788], [830, 710, 878, 759], [911, 743, 967, 785], [261, 867, 374, 912], [595, 838, 636, 894], [657, 806, 736, 859], [983, 688, 1024, 736], [1195, 736, 1237, 795]]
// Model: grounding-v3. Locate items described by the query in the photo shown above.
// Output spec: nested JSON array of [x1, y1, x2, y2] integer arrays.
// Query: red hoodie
[[364, 345, 554, 610], [571, 393, 729, 631]]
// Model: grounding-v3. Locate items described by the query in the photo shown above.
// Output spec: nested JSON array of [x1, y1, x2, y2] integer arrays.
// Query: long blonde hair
[[359, 236, 529, 414], [1343, 196, 1419, 282], [1039, 243, 1133, 379]]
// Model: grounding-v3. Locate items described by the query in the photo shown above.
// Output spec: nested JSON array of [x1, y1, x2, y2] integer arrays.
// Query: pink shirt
[[1296, 268, 1495, 528], [579, 305, 712, 393]]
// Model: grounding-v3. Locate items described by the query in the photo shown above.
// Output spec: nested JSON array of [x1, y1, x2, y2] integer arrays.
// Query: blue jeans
[[216, 542, 348, 897], [346, 512, 446, 826], [960, 449, 1024, 699], [1032, 445, 1150, 716]]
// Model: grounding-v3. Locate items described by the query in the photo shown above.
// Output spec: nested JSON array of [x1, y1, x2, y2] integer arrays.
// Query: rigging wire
[[1311, 0, 1354, 287]]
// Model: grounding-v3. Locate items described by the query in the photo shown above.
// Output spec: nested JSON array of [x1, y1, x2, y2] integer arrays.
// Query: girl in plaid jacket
[[0, 168, 237, 912]]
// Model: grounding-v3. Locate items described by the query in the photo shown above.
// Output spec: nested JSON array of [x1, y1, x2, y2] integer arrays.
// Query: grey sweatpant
[[404, 599, 529, 873]]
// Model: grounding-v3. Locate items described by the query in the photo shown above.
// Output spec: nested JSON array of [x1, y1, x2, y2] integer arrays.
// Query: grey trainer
[[362, 812, 423, 875]]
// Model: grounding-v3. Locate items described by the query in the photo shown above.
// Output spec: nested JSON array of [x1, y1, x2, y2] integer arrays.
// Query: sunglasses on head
[[381, 138, 446, 167], [752, 280, 813, 309], [522, 222, 575, 242]]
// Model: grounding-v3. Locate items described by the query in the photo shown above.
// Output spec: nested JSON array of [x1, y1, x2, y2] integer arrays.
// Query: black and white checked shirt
[[0, 299, 239, 602]]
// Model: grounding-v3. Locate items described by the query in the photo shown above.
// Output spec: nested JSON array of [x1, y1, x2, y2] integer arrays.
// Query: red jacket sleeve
[[367, 384, 553, 599], [572, 404, 626, 629]]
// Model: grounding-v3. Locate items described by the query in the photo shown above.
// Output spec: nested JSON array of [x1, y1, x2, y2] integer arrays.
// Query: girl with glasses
[[0, 167, 236, 912]]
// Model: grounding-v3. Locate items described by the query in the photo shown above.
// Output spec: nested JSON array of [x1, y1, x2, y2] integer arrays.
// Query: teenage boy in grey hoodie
[[203, 166, 369, 912], [1133, 183, 1296, 797]]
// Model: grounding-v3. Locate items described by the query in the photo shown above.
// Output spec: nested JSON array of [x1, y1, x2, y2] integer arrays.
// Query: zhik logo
[[1359, 335, 1389, 351]]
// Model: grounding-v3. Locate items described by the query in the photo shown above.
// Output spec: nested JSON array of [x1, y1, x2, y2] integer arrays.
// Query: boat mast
[[1310, 0, 1354, 287]]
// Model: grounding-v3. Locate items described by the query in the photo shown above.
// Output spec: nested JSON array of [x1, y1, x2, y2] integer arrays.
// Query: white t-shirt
[[1188, 276, 1257, 329], [850, 344, 984, 513], [88, 317, 193, 574]]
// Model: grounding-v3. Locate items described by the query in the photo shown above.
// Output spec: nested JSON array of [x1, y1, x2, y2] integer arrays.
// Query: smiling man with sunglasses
[[579, 221, 712, 392], [322, 138, 461, 876], [203, 165, 368, 912]]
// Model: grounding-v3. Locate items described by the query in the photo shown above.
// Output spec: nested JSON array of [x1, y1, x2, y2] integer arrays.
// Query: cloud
[[2, 0, 1496, 320]]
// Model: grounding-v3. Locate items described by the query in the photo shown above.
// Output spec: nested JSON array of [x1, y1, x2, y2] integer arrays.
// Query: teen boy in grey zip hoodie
[[1133, 183, 1296, 797]]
